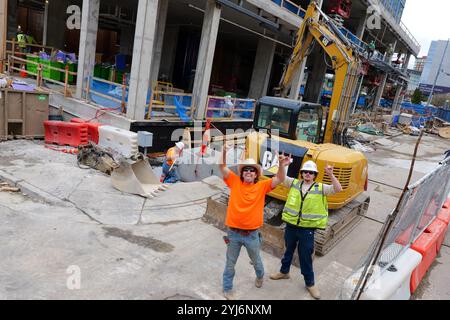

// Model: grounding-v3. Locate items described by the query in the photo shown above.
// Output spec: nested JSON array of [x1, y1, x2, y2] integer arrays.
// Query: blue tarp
[[89, 80, 193, 119], [401, 102, 438, 117], [173, 96, 190, 121]]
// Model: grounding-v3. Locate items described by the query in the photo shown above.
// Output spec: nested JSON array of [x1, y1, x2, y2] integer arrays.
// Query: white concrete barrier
[[343, 244, 422, 300], [98, 126, 138, 158]]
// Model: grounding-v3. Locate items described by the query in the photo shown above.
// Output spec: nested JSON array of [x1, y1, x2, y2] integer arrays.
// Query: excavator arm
[[280, 1, 362, 145]]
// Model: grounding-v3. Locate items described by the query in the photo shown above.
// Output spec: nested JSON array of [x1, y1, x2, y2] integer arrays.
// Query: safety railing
[[6, 54, 77, 97], [205, 96, 256, 120], [399, 21, 420, 50], [147, 90, 193, 120], [83, 75, 129, 114], [271, 0, 307, 18], [3, 39, 55, 71]]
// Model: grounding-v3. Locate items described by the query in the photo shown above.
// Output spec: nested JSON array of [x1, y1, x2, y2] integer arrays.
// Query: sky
[[401, 0, 450, 67]]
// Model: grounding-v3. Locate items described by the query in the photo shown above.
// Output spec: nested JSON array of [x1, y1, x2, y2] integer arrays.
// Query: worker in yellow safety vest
[[17, 30, 27, 49], [270, 160, 342, 300], [17, 30, 35, 53]]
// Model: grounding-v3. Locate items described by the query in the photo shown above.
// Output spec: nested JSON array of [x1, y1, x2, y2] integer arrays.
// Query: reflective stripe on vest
[[282, 179, 328, 229]]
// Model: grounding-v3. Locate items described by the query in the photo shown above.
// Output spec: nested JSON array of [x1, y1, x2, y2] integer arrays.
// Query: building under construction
[[1, 0, 420, 150], [2, 0, 450, 303]]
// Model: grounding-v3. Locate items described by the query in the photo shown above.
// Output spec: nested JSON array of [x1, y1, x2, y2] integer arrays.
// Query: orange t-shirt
[[224, 172, 274, 230], [165, 147, 177, 166]]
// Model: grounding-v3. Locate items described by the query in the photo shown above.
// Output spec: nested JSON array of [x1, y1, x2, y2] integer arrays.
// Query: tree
[[432, 93, 450, 107], [411, 88, 423, 104]]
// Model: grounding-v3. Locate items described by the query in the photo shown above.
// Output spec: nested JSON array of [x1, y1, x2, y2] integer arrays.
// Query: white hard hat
[[238, 158, 262, 177], [300, 160, 318, 173], [175, 142, 185, 150]]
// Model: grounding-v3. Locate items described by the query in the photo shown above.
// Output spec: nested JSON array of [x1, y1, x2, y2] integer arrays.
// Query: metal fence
[[342, 154, 450, 299]]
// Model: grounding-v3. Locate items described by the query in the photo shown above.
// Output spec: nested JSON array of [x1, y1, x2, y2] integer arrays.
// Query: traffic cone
[[199, 120, 211, 156], [20, 65, 27, 77]]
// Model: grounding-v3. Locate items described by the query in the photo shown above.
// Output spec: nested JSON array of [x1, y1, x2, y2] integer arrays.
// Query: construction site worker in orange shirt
[[161, 141, 184, 183], [219, 143, 292, 300]]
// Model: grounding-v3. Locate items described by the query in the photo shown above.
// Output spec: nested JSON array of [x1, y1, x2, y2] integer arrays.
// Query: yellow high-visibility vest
[[282, 179, 328, 229]]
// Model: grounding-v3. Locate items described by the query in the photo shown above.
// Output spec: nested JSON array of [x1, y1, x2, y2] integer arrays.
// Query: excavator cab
[[254, 96, 324, 144]]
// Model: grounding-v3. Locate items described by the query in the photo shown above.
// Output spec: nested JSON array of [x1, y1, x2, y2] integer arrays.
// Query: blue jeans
[[162, 161, 180, 183], [280, 224, 315, 287], [223, 229, 264, 292]]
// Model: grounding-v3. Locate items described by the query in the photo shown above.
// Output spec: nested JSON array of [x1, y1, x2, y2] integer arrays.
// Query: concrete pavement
[[0, 133, 449, 300]]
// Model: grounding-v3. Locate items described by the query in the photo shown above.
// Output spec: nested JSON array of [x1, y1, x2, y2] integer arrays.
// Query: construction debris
[[0, 181, 19, 192], [439, 127, 450, 139], [77, 143, 120, 175]]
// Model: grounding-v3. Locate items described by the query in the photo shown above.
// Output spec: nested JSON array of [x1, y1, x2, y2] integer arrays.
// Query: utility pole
[[426, 39, 450, 106]]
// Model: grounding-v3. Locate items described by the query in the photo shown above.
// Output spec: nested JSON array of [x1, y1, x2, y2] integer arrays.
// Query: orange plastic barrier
[[438, 198, 450, 225], [44, 121, 88, 147], [426, 219, 448, 252], [438, 208, 450, 225], [70, 118, 103, 144], [410, 217, 446, 293], [395, 224, 414, 246], [444, 198, 450, 209]]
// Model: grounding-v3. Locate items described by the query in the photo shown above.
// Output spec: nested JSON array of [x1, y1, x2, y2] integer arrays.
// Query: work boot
[[307, 285, 321, 300], [270, 272, 290, 280], [223, 290, 235, 300], [255, 277, 264, 288]]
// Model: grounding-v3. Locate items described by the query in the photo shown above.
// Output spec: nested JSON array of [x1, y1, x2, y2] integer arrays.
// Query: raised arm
[[219, 143, 232, 179], [324, 164, 343, 193], [271, 153, 293, 188]]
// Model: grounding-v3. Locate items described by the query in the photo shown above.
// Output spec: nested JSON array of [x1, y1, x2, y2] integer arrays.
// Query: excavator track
[[315, 193, 370, 255], [203, 192, 370, 264]]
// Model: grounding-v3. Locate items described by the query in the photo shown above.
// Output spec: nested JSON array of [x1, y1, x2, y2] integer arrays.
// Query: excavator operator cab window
[[257, 104, 292, 136], [296, 108, 321, 143]]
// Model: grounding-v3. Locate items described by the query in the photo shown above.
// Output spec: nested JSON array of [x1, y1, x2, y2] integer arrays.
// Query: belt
[[229, 227, 258, 236]]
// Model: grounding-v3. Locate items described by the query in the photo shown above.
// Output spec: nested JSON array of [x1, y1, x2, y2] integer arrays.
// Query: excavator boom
[[280, 1, 362, 145]]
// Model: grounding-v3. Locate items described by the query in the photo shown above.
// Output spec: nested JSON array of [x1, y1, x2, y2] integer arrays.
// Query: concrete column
[[42, 0, 49, 46], [391, 84, 403, 115], [47, 0, 70, 50], [288, 59, 307, 100], [192, 0, 221, 120], [373, 74, 388, 109], [356, 14, 367, 39], [7, 0, 17, 41], [159, 26, 179, 82], [149, 0, 169, 86], [303, 47, 327, 104], [286, 0, 324, 101], [384, 40, 397, 63], [248, 38, 276, 99], [0, 0, 7, 71], [75, 0, 100, 99], [126, 0, 159, 120], [403, 53, 411, 71]]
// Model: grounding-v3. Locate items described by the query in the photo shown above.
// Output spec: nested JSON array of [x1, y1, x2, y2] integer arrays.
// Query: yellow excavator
[[204, 1, 370, 256]]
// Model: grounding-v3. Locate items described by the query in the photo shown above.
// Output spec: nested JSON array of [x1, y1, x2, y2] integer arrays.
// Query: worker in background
[[161, 141, 184, 183], [16, 30, 28, 53], [25, 33, 37, 50], [368, 40, 376, 59], [270, 160, 342, 300], [219, 143, 292, 300]]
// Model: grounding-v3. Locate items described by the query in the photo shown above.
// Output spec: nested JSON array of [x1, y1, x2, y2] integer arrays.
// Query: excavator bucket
[[111, 157, 168, 198]]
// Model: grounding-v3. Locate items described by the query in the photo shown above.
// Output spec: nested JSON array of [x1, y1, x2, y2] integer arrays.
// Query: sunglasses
[[301, 171, 316, 175], [242, 167, 257, 173]]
